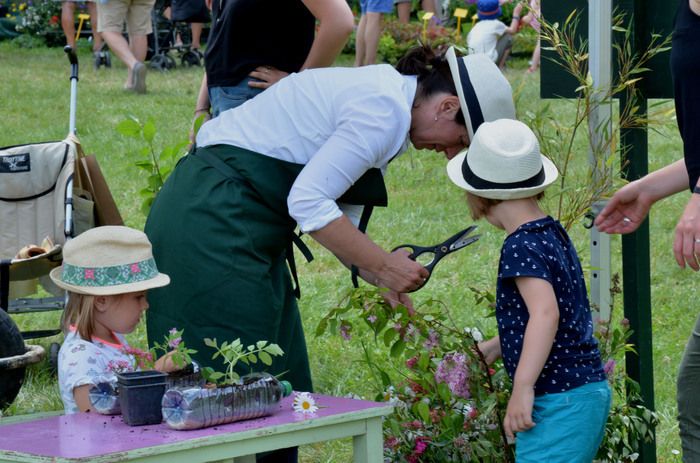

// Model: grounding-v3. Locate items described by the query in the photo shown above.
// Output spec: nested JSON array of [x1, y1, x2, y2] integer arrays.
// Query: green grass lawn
[[0, 40, 690, 462]]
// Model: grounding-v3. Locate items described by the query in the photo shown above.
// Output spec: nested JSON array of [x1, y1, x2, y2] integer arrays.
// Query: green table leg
[[352, 417, 383, 463]]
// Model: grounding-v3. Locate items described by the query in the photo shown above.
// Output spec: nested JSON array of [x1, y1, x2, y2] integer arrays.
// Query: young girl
[[50, 225, 176, 414], [447, 119, 610, 461]]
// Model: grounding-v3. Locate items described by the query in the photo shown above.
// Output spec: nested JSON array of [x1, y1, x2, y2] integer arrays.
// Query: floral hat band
[[61, 258, 160, 288], [50, 226, 170, 296]]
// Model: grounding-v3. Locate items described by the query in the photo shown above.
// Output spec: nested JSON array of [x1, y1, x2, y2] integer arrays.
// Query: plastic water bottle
[[89, 380, 121, 415], [162, 372, 292, 430]]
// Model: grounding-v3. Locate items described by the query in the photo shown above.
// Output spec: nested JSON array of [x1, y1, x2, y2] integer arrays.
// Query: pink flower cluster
[[434, 352, 471, 399]]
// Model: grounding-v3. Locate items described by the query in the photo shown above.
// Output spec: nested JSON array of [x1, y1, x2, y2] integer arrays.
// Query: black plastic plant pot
[[117, 370, 167, 426]]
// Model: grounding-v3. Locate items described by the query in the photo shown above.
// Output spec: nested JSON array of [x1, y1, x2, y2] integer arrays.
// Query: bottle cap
[[280, 380, 292, 397]]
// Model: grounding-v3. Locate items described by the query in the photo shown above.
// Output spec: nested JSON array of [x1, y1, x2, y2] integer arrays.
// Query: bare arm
[[190, 73, 212, 144], [504, 2, 524, 35], [73, 384, 93, 412], [503, 277, 558, 440], [309, 215, 429, 294], [595, 158, 688, 234], [300, 0, 354, 70]]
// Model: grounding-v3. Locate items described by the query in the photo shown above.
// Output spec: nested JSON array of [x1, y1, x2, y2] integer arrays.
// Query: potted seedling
[[89, 328, 200, 423], [161, 338, 291, 430]]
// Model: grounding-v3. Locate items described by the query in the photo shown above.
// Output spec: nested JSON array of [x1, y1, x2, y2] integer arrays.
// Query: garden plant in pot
[[161, 338, 292, 430], [89, 327, 200, 423]]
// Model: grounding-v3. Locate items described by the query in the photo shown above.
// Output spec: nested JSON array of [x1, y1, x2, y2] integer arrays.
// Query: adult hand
[[673, 194, 700, 270], [375, 248, 430, 294], [594, 180, 653, 234], [381, 289, 414, 311], [503, 383, 535, 441], [248, 66, 289, 89]]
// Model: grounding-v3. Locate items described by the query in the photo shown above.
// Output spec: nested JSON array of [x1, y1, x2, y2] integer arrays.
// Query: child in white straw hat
[[50, 226, 177, 414], [447, 119, 611, 461]]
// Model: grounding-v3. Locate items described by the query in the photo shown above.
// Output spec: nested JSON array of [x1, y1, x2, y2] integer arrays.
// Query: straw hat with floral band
[[50, 226, 170, 296], [445, 46, 515, 140], [446, 119, 558, 200]]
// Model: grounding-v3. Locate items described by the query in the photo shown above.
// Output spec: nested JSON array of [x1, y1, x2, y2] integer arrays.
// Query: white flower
[[464, 327, 484, 342], [292, 392, 318, 414]]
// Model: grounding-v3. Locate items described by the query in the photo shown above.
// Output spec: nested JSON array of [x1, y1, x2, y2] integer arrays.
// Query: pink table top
[[0, 394, 391, 460]]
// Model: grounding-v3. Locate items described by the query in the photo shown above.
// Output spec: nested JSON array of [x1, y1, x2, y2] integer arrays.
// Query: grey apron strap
[[191, 148, 313, 299]]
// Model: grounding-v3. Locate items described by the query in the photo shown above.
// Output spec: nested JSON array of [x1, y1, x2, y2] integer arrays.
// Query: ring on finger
[[695, 238, 700, 244]]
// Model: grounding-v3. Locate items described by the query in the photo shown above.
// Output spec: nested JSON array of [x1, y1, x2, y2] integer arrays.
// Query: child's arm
[[504, 2, 524, 35], [477, 336, 502, 365], [73, 384, 93, 413], [154, 350, 181, 373], [504, 277, 559, 440]]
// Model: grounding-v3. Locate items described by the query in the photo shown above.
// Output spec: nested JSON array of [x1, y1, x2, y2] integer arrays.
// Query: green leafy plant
[[594, 274, 659, 462], [116, 116, 191, 215], [526, 10, 672, 229], [108, 327, 197, 373], [317, 287, 514, 462], [201, 338, 284, 386], [13, 0, 60, 39]]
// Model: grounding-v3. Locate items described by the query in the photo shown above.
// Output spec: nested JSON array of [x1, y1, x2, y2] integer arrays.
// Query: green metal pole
[[620, 95, 657, 461]]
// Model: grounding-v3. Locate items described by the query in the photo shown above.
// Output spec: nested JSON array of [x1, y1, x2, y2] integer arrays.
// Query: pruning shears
[[392, 225, 480, 292]]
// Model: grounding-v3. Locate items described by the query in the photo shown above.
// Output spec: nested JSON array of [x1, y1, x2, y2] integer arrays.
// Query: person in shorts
[[59, 0, 103, 60], [467, 0, 522, 69], [354, 0, 393, 66], [97, 0, 155, 93]]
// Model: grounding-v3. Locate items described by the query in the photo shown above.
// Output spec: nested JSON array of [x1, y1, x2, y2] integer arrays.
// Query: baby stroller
[[148, 0, 209, 70], [0, 47, 98, 409]]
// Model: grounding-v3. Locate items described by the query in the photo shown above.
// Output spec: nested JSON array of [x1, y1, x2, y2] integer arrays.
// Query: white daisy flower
[[292, 392, 318, 414]]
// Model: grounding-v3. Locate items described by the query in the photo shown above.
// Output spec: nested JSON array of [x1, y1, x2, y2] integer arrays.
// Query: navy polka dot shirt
[[496, 216, 605, 396]]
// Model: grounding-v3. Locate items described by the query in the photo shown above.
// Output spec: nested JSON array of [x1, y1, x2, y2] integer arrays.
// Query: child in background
[[467, 0, 523, 68], [50, 226, 177, 414], [446, 119, 610, 461], [520, 0, 541, 73]]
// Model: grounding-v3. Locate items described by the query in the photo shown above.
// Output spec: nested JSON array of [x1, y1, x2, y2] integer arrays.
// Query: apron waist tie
[[192, 148, 313, 299]]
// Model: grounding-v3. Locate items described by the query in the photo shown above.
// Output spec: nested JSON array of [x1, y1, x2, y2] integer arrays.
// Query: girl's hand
[[504, 383, 535, 440], [154, 350, 182, 373], [477, 336, 502, 365], [248, 66, 289, 89]]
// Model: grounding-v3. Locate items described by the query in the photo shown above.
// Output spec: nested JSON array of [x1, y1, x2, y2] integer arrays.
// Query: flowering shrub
[[316, 288, 514, 462], [14, 0, 61, 41], [317, 281, 657, 462]]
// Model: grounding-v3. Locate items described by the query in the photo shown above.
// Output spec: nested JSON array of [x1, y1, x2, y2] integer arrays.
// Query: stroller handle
[[63, 46, 79, 135]]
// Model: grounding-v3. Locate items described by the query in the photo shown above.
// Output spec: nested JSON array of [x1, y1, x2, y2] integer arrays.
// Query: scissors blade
[[447, 226, 480, 252]]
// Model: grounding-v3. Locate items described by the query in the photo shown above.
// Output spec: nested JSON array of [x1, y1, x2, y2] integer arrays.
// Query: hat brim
[[477, 8, 501, 19], [446, 149, 559, 200], [446, 47, 475, 138], [49, 266, 170, 296]]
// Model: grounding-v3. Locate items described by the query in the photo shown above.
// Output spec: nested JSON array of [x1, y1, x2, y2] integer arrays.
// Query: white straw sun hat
[[445, 46, 516, 139], [50, 226, 170, 296], [446, 119, 558, 200]]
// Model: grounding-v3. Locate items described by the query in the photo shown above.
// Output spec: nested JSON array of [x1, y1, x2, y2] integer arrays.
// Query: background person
[[594, 1, 700, 459], [97, 0, 155, 93], [59, 0, 103, 61], [467, 0, 523, 69], [452, 119, 610, 461], [192, 0, 353, 128], [354, 0, 393, 66]]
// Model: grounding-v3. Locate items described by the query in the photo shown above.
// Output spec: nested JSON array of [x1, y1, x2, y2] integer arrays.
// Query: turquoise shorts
[[516, 381, 611, 462]]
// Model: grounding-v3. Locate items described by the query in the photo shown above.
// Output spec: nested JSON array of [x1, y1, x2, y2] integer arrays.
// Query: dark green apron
[[145, 145, 387, 391]]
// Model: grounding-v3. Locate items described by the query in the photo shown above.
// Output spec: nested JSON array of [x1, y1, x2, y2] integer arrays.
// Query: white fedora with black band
[[447, 119, 558, 200], [445, 46, 516, 139]]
